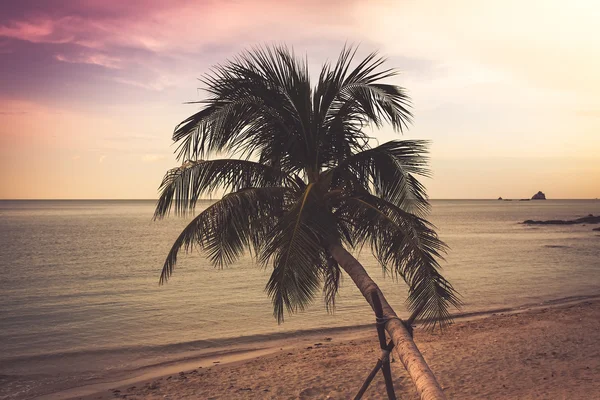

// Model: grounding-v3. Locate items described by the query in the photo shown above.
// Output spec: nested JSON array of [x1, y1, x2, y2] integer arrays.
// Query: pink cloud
[[55, 52, 122, 69], [1, 0, 356, 52], [113, 75, 179, 91], [0, 18, 75, 44], [0, 0, 363, 102]]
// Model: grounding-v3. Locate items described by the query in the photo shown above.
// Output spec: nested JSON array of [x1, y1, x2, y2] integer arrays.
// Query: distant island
[[497, 191, 547, 201], [531, 191, 546, 200], [523, 214, 600, 225]]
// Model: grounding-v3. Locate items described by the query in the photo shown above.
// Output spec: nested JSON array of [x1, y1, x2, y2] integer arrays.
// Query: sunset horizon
[[1, 2, 599, 400], [1, 0, 599, 200]]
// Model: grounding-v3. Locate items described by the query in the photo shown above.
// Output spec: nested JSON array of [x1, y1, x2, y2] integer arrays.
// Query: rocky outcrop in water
[[593, 227, 600, 231], [523, 214, 600, 225], [532, 191, 546, 200]]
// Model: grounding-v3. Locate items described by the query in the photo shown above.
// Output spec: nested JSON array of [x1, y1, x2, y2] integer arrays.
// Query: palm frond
[[261, 184, 335, 322], [311, 49, 412, 172], [316, 47, 401, 126], [154, 159, 296, 218], [159, 186, 290, 284], [327, 82, 412, 133], [321, 253, 342, 313], [339, 194, 461, 329], [329, 140, 432, 216], [173, 45, 315, 172]]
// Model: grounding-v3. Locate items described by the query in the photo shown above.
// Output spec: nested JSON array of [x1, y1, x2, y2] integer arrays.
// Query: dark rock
[[498, 197, 503, 200], [593, 227, 600, 231], [531, 191, 546, 200], [523, 215, 600, 225]]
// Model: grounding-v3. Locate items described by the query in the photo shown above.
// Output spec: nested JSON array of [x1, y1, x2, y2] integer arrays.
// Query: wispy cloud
[[0, 0, 360, 103], [114, 75, 178, 91], [55, 52, 122, 69], [0, 18, 73, 44]]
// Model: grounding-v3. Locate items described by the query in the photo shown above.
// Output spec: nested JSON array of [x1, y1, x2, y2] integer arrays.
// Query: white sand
[[79, 299, 600, 400]]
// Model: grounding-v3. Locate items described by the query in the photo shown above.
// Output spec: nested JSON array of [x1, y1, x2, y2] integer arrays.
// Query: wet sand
[[65, 298, 600, 400]]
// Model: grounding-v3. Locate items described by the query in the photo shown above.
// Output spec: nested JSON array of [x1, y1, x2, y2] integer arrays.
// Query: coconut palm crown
[[154, 45, 460, 329]]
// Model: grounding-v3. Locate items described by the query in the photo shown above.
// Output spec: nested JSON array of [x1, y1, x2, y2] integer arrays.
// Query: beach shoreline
[[34, 295, 600, 400]]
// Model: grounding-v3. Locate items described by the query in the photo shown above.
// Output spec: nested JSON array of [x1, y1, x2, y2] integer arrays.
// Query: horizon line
[[1, 198, 598, 201]]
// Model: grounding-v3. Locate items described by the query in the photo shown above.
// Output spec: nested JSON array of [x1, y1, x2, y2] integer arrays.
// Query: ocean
[[1, 199, 599, 399]]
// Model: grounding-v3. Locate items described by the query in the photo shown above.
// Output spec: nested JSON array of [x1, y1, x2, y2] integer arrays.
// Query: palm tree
[[154, 46, 460, 399]]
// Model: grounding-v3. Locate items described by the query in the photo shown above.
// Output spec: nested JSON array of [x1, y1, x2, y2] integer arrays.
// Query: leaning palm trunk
[[328, 244, 446, 400]]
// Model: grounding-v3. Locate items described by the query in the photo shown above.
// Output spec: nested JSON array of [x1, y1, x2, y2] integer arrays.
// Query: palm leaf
[[154, 159, 296, 218], [261, 184, 337, 322], [321, 253, 342, 313], [329, 140, 431, 216], [339, 194, 461, 329], [159, 186, 290, 284]]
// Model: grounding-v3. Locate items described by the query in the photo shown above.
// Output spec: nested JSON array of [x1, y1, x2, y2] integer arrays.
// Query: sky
[[0, 0, 599, 199]]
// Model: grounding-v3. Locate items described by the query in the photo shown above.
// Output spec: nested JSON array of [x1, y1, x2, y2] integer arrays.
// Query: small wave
[[0, 325, 372, 367], [544, 245, 569, 248], [5, 294, 600, 369]]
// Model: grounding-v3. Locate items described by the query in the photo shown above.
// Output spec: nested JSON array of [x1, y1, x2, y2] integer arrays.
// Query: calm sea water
[[1, 199, 599, 399]]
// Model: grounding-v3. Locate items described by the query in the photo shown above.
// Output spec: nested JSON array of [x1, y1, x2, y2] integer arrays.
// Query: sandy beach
[[65, 298, 600, 400]]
